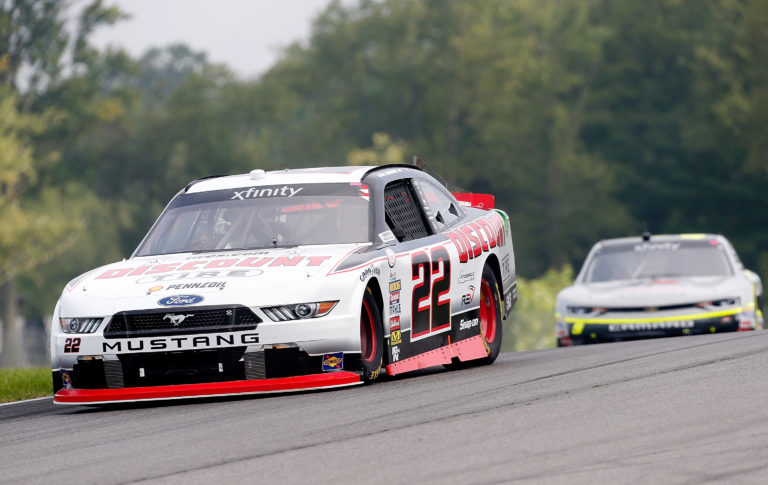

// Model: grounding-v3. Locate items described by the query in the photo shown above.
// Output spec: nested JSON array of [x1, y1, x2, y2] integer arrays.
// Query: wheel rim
[[479, 278, 497, 344], [361, 298, 377, 363]]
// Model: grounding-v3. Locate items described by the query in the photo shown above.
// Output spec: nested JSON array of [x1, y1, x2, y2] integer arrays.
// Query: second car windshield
[[134, 184, 370, 256], [583, 241, 733, 283]]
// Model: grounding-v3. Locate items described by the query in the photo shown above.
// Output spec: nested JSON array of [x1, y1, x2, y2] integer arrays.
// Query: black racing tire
[[360, 289, 384, 383], [476, 264, 503, 365]]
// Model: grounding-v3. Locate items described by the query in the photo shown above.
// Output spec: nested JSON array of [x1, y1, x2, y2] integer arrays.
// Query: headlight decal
[[262, 301, 338, 322], [59, 318, 104, 334]]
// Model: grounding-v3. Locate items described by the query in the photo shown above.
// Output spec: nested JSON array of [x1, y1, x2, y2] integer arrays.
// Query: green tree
[[0, 0, 125, 365], [0, 94, 84, 365]]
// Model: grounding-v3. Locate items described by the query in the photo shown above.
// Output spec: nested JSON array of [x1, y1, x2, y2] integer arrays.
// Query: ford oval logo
[[158, 295, 204, 306]]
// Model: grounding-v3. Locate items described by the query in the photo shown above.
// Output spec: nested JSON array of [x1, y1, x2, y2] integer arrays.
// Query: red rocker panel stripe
[[386, 335, 488, 376], [54, 372, 361, 404]]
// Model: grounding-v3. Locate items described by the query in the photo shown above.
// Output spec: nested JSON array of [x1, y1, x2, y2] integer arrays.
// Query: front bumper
[[558, 310, 753, 346], [54, 372, 361, 405], [53, 343, 364, 399]]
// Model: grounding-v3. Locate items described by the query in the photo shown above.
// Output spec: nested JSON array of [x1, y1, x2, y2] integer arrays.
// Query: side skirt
[[54, 372, 362, 405], [386, 335, 488, 376]]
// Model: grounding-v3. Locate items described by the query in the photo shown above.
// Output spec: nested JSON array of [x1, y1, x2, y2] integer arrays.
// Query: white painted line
[[0, 396, 52, 407]]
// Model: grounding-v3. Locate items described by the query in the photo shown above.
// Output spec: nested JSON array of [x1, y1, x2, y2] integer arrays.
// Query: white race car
[[556, 233, 763, 346], [52, 165, 517, 404]]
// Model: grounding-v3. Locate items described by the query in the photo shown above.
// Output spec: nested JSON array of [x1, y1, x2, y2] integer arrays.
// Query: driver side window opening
[[383, 179, 431, 242]]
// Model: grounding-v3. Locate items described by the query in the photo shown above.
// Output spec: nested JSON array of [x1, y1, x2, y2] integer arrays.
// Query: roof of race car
[[184, 165, 427, 194], [185, 166, 381, 194], [596, 233, 725, 248]]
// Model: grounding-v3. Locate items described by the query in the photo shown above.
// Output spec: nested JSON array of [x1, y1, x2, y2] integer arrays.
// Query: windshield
[[134, 183, 370, 256], [582, 241, 733, 283]]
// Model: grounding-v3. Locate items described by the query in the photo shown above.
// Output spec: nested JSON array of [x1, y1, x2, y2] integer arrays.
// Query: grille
[[104, 305, 260, 338], [384, 180, 430, 241]]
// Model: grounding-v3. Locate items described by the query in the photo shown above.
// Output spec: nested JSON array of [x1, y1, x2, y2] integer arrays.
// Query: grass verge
[[502, 265, 573, 352], [0, 367, 52, 403]]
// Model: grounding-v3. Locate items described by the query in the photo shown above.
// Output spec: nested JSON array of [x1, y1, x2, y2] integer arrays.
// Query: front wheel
[[360, 289, 384, 383], [476, 264, 503, 365]]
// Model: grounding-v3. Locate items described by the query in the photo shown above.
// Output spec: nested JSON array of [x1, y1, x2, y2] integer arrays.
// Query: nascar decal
[[444, 212, 507, 263], [96, 255, 334, 279]]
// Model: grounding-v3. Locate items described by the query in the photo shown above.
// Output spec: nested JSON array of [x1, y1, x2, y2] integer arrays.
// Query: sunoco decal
[[322, 352, 344, 371], [158, 295, 204, 306]]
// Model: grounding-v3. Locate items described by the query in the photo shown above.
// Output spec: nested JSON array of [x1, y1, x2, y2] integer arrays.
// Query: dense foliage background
[[2, 0, 767, 357]]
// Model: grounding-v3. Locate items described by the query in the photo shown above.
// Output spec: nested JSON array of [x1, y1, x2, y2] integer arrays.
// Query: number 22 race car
[[52, 164, 517, 404]]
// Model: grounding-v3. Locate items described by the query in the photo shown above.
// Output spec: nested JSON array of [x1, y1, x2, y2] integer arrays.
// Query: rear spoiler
[[452, 192, 495, 210]]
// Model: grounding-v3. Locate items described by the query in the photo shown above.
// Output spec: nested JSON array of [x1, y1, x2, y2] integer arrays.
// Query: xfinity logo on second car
[[231, 186, 303, 200], [158, 295, 204, 306]]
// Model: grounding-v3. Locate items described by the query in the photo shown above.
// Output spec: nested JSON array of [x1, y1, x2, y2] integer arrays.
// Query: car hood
[[557, 275, 749, 308], [59, 245, 368, 316]]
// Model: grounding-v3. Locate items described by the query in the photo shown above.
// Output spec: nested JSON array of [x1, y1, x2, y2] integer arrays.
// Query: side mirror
[[745, 269, 763, 297]]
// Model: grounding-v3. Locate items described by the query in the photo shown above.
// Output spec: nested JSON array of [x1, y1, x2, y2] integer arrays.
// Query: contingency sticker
[[322, 352, 344, 371]]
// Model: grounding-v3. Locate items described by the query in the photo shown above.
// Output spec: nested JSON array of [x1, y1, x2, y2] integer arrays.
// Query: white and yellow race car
[[51, 165, 516, 404], [556, 233, 762, 346]]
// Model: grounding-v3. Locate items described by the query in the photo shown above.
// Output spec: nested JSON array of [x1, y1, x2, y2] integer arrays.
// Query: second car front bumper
[[557, 307, 755, 346]]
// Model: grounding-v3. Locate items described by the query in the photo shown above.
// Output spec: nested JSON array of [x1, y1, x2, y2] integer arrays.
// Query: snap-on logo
[[158, 295, 204, 306]]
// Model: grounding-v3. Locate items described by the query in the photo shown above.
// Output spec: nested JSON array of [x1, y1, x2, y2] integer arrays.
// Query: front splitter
[[54, 372, 362, 405]]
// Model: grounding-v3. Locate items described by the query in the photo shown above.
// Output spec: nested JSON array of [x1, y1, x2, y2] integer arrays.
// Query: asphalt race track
[[3, 331, 768, 484]]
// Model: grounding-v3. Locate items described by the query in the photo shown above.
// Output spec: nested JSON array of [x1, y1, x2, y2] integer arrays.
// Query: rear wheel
[[360, 289, 383, 383], [476, 265, 503, 365], [444, 264, 503, 369]]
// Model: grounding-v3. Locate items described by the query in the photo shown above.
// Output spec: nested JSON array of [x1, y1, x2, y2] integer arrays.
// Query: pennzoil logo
[[389, 280, 401, 292], [322, 352, 344, 371]]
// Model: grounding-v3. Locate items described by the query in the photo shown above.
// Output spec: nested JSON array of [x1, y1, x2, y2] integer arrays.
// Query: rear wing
[[452, 192, 495, 210]]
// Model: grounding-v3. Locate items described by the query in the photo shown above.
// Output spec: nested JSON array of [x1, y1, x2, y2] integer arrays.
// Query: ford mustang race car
[[51, 165, 516, 404], [556, 233, 762, 346]]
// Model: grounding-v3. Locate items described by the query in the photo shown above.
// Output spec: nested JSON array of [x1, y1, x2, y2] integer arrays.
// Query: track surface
[[3, 331, 768, 484]]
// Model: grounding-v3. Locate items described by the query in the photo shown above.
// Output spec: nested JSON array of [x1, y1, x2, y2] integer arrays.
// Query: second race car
[[556, 233, 762, 346]]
